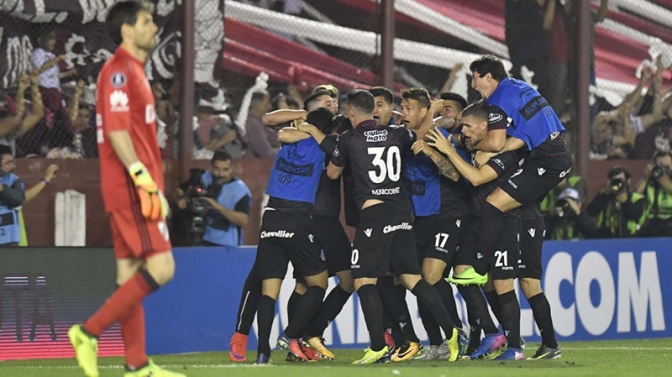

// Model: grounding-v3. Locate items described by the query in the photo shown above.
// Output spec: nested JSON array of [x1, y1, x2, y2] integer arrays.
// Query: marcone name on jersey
[[371, 187, 400, 195], [383, 222, 413, 233], [364, 129, 388, 142], [260, 230, 295, 239]]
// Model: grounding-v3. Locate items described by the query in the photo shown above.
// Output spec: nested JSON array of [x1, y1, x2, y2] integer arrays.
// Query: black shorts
[[351, 203, 421, 279], [255, 209, 327, 280], [414, 214, 463, 268], [454, 216, 520, 280], [501, 143, 572, 206], [518, 216, 545, 279], [314, 215, 352, 276]]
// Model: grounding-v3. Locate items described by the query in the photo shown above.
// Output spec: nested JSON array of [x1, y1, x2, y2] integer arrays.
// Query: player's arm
[[262, 109, 307, 126], [277, 126, 311, 144], [425, 128, 495, 186], [204, 195, 250, 226], [102, 68, 167, 220], [411, 140, 459, 181], [327, 133, 348, 179], [471, 105, 510, 153], [417, 100, 444, 135]]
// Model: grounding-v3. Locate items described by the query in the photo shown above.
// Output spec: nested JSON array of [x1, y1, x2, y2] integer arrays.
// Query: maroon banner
[[0, 0, 223, 90]]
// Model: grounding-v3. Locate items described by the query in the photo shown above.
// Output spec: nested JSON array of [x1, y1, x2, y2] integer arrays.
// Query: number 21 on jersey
[[368, 146, 401, 183]]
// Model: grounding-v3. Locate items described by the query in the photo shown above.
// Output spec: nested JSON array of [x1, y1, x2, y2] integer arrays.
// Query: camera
[[608, 177, 626, 195], [650, 165, 667, 181], [553, 198, 576, 220], [183, 169, 212, 245]]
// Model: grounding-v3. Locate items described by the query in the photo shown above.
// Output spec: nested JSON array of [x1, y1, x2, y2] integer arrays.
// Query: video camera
[[183, 168, 216, 245], [608, 177, 627, 195]]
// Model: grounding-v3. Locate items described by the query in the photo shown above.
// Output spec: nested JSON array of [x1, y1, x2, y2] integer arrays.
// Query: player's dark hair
[[303, 89, 332, 111], [346, 90, 374, 114], [439, 92, 468, 111], [0, 145, 13, 158], [469, 55, 508, 82], [331, 114, 352, 135], [313, 84, 339, 98], [369, 86, 394, 105], [105, 1, 150, 46], [401, 87, 430, 109], [460, 102, 489, 124], [306, 107, 334, 133], [212, 151, 232, 165], [249, 91, 269, 109]]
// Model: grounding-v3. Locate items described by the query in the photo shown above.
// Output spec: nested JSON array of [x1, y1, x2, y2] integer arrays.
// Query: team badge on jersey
[[111, 72, 127, 88]]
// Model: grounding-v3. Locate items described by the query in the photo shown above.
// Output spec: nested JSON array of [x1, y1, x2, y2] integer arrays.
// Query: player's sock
[[457, 285, 498, 334], [411, 280, 455, 339], [256, 295, 276, 356], [119, 302, 147, 369], [418, 300, 443, 346], [234, 267, 262, 336], [357, 284, 386, 351], [378, 277, 419, 343], [433, 279, 462, 326], [83, 269, 158, 337], [474, 203, 504, 275], [484, 289, 503, 324], [305, 285, 352, 338], [285, 286, 325, 339], [528, 293, 558, 348], [498, 290, 521, 349], [287, 290, 303, 324]]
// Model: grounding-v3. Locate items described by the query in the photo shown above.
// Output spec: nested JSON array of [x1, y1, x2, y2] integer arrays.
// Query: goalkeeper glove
[[128, 162, 168, 220]]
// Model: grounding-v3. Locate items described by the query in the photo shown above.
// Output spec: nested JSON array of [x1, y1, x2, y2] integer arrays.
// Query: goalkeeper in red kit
[[67, 2, 183, 377]]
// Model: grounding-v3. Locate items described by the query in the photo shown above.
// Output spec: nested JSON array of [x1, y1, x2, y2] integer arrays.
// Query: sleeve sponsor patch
[[488, 113, 503, 124], [111, 72, 127, 88]]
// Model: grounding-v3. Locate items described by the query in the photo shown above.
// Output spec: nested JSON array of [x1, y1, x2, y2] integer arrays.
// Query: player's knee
[[520, 278, 542, 298], [336, 270, 355, 292], [304, 270, 328, 289], [493, 278, 514, 294], [422, 269, 442, 285], [399, 274, 421, 290], [354, 277, 376, 291]]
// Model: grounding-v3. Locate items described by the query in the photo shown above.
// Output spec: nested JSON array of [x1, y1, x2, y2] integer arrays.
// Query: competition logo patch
[[488, 113, 503, 124], [110, 72, 127, 88], [492, 158, 505, 170]]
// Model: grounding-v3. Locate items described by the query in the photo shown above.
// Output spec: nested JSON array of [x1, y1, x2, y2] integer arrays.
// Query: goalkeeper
[[67, 2, 181, 377]]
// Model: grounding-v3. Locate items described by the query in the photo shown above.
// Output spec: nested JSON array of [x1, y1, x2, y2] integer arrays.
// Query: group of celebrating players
[[65, 2, 570, 376], [227, 54, 571, 365]]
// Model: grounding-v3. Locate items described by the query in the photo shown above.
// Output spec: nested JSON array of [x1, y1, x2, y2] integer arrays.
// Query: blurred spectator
[[244, 91, 277, 157], [0, 145, 25, 246], [545, 187, 598, 240], [271, 93, 300, 110], [634, 151, 672, 236], [72, 104, 97, 158], [505, 0, 549, 94], [586, 166, 646, 237], [32, 29, 77, 134], [542, 0, 570, 116], [194, 100, 244, 160], [19, 164, 58, 246], [0, 72, 44, 155], [593, 60, 666, 160]]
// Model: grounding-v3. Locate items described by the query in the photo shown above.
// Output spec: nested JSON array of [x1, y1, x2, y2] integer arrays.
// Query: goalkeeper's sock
[[84, 270, 159, 337], [119, 302, 147, 369]]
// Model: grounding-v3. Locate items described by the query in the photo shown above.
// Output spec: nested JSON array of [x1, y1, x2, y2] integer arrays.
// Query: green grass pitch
[[2, 339, 671, 377]]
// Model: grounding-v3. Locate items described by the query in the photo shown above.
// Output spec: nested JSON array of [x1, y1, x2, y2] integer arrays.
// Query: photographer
[[0, 145, 25, 246], [634, 151, 672, 237], [546, 188, 599, 240], [586, 166, 646, 238], [175, 151, 252, 246]]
